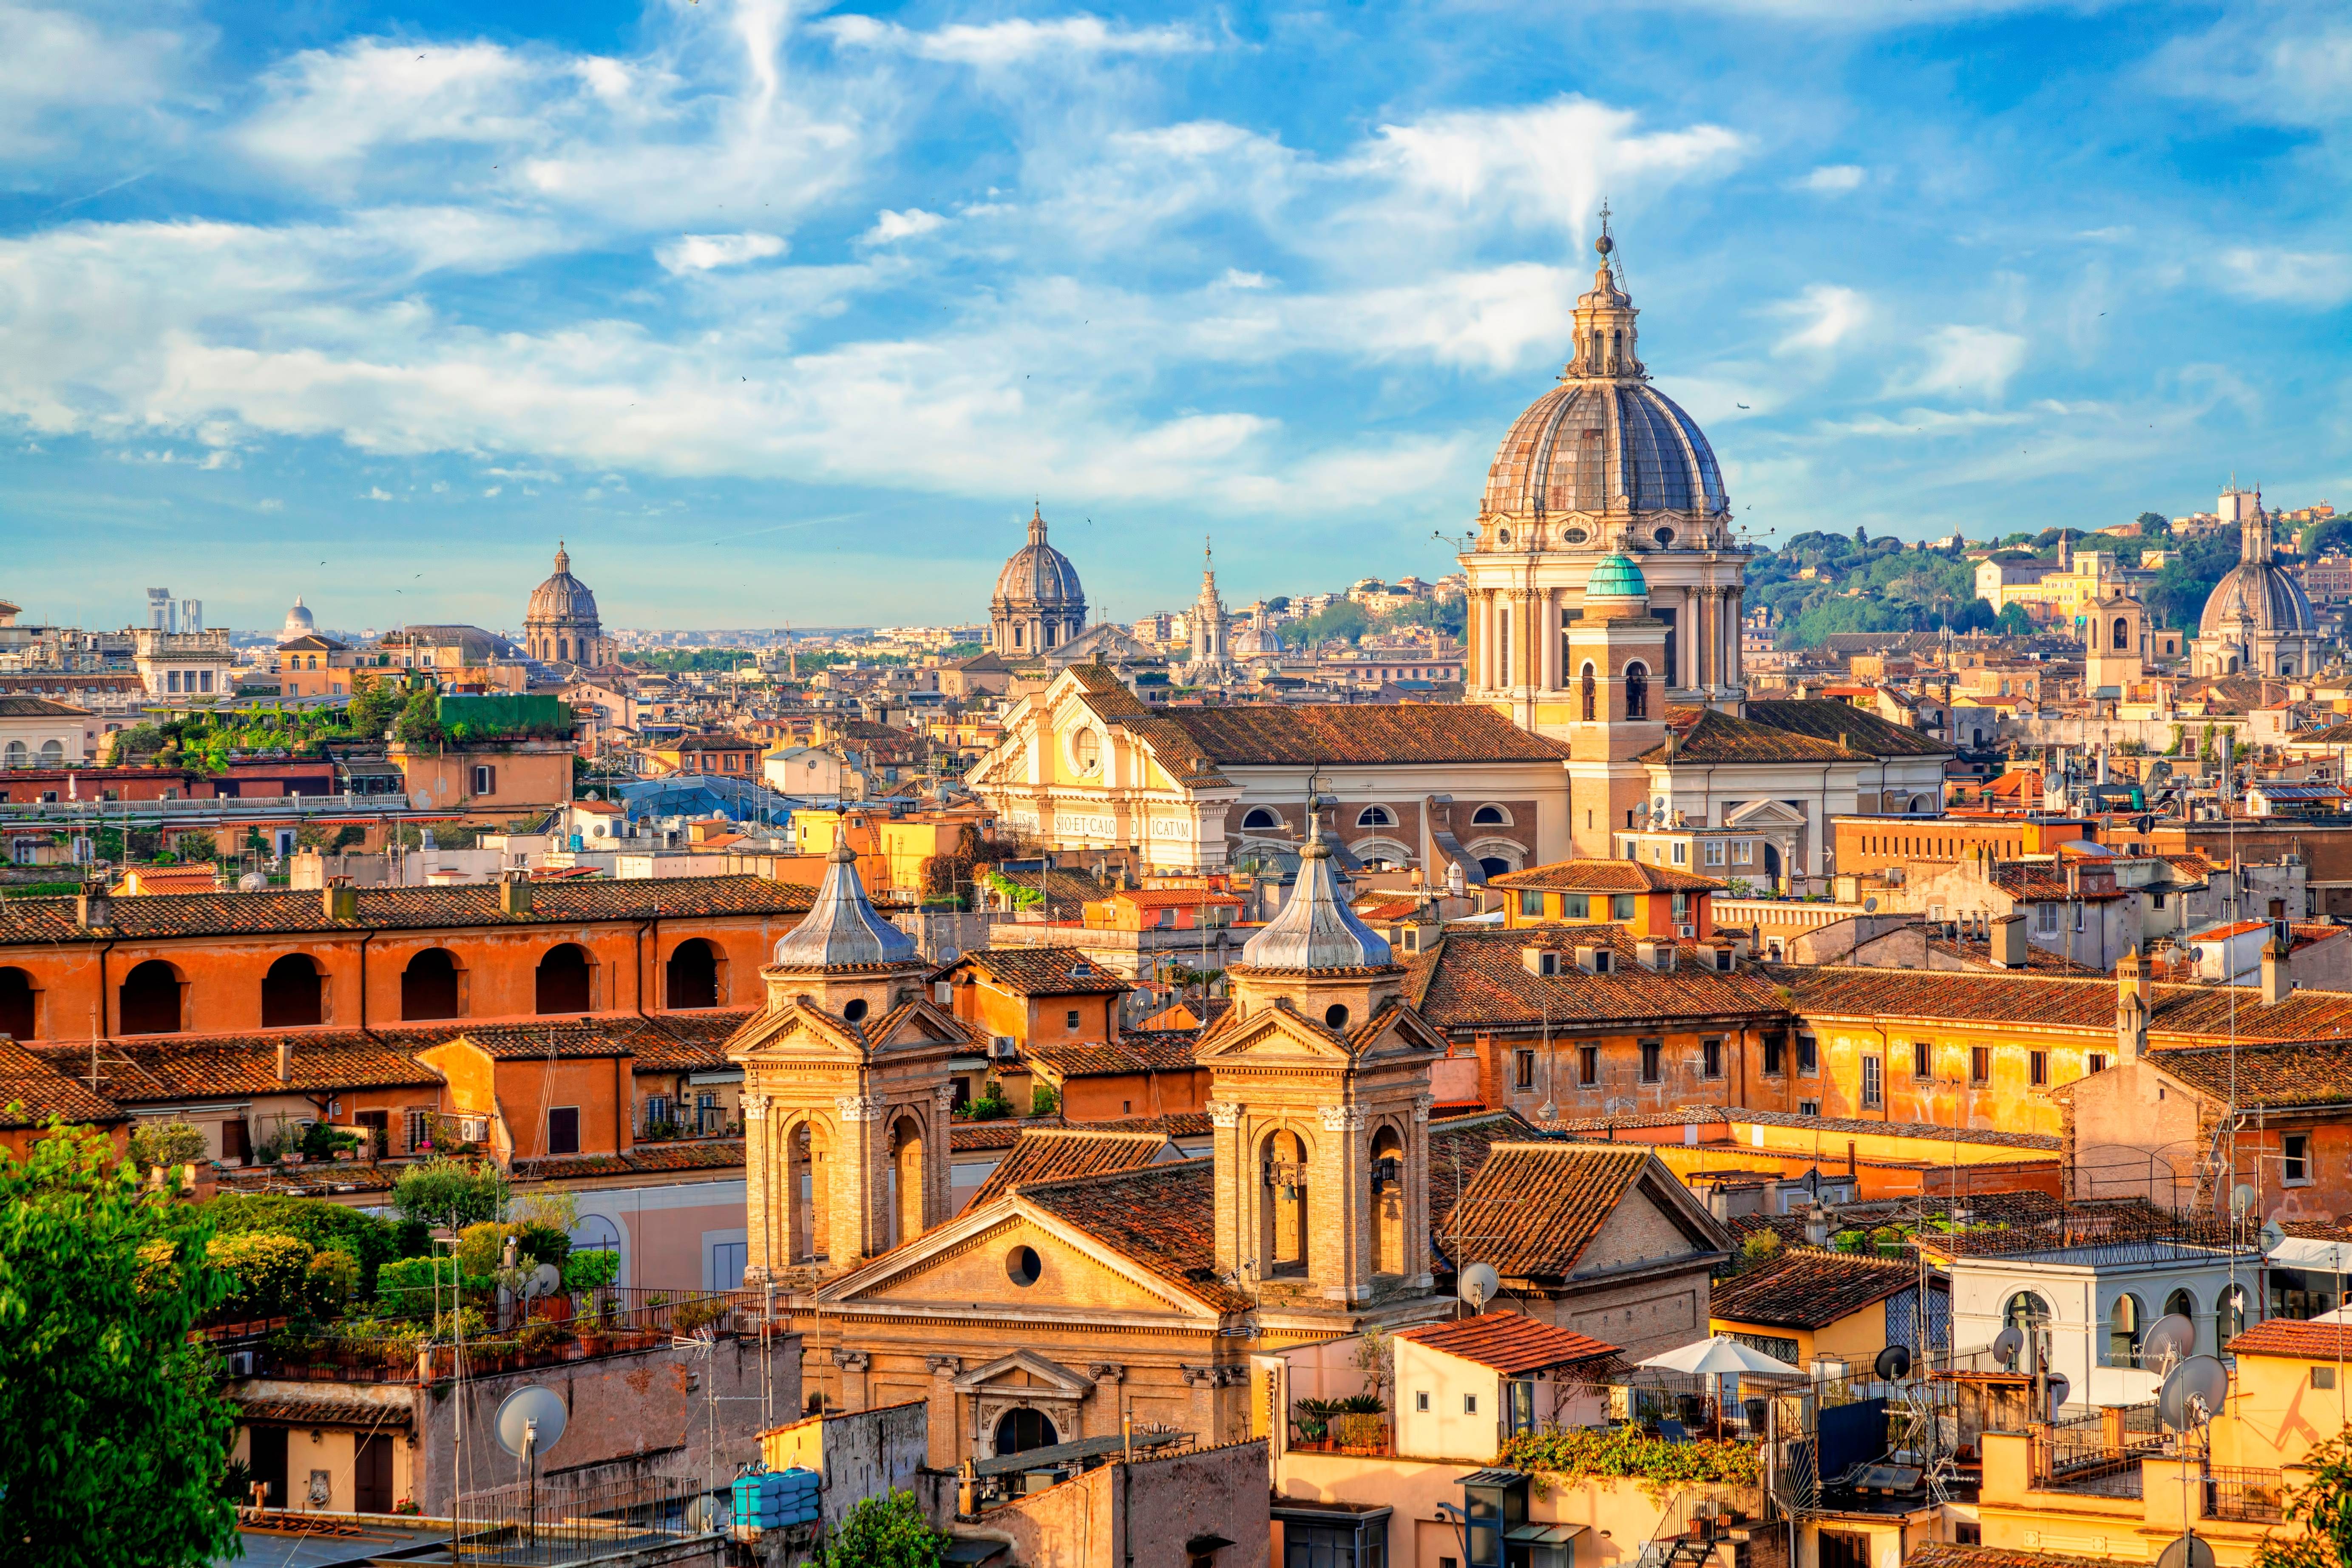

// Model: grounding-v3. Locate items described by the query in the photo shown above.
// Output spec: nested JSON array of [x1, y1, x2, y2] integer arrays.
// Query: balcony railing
[[2205, 1467, 2288, 1523], [1288, 1413, 1394, 1456]]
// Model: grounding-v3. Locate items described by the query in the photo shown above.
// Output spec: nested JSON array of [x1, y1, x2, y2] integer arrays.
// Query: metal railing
[[2040, 1456, 2144, 1499], [2043, 1402, 2162, 1474], [452, 1470, 719, 1566], [2204, 1467, 2288, 1523]]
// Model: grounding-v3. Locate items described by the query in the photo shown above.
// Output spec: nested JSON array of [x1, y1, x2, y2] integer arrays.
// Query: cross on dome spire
[[553, 539, 570, 573], [1027, 502, 1048, 544], [1566, 204, 1642, 380]]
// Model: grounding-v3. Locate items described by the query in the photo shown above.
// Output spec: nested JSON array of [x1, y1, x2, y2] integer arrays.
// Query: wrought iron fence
[[2040, 1456, 2144, 1499], [451, 1470, 719, 1566], [2204, 1467, 2288, 1523]]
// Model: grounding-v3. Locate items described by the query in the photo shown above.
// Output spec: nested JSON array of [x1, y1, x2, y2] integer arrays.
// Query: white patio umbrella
[[1637, 1335, 1799, 1378]]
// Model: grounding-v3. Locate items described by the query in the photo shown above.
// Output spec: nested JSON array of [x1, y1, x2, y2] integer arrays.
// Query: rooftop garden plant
[[1498, 1424, 1762, 1500]]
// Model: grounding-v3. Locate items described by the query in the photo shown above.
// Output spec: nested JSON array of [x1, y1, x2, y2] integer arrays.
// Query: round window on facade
[[1325, 1004, 1349, 1030], [1071, 728, 1101, 776], [1007, 1245, 1042, 1287], [1497, 528, 1511, 545], [843, 998, 870, 1024]]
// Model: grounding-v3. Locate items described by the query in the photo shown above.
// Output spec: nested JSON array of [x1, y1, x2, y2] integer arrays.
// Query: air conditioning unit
[[458, 1117, 489, 1143], [1677, 924, 1697, 938], [225, 1351, 258, 1378], [990, 1037, 1019, 1060]]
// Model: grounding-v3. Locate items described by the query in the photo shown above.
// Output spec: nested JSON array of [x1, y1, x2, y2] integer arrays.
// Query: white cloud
[[1772, 284, 1871, 353], [483, 485, 502, 496], [860, 208, 945, 246], [822, 13, 1206, 68], [2217, 247, 2352, 307], [656, 231, 789, 273], [1799, 164, 1864, 193], [365, 485, 392, 500], [0, 4, 186, 159], [1898, 325, 2029, 401]]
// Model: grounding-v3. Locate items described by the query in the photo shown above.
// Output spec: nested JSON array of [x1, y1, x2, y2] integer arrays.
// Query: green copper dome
[[1585, 552, 1648, 599]]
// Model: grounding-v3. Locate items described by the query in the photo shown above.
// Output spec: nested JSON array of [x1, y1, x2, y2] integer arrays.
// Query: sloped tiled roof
[[1019, 1158, 1249, 1311], [511, 1138, 746, 1181], [228, 1389, 412, 1427], [1907, 1544, 2110, 1568], [1435, 1141, 1656, 1278], [1397, 1313, 1620, 1375], [2147, 1038, 2352, 1109], [1407, 928, 1786, 1034], [967, 1127, 1177, 1208], [1024, 1037, 1202, 1078], [1142, 704, 1572, 766], [0, 875, 814, 946], [950, 948, 1135, 997], [1779, 967, 2352, 1045], [1637, 707, 1864, 765], [1428, 1109, 1544, 1229], [1540, 1106, 2060, 1153], [2228, 1317, 2352, 1360], [1708, 1248, 1925, 1330], [1490, 861, 1725, 894], [1745, 698, 1955, 758], [36, 1029, 454, 1102], [0, 1038, 123, 1128]]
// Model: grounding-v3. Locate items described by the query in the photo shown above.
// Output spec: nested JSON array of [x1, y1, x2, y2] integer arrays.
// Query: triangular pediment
[[1192, 1004, 1359, 1064], [950, 1348, 1094, 1397], [818, 1201, 1223, 1321], [1722, 797, 1809, 828]]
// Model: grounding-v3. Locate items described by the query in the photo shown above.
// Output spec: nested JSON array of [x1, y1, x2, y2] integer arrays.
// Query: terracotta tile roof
[[968, 1127, 1178, 1208], [1637, 707, 1864, 766], [34, 1029, 452, 1103], [1396, 1313, 1620, 1375], [437, 1019, 641, 1060], [1993, 864, 2126, 903], [1101, 889, 1246, 909], [949, 948, 1134, 997], [228, 1389, 412, 1428], [627, 1010, 761, 1072], [1708, 1248, 1926, 1330], [1142, 704, 1572, 766], [0, 1037, 124, 1128], [1744, 698, 1955, 758], [1024, 1037, 1202, 1078], [1540, 1106, 2060, 1153], [1907, 1545, 2109, 1568], [1780, 967, 2352, 1045], [0, 875, 815, 947], [1490, 861, 1725, 894], [949, 1114, 1065, 1152], [1428, 1109, 1545, 1229], [1407, 928, 1787, 1036], [0, 695, 88, 717], [1435, 1140, 1656, 1278], [1018, 1158, 1248, 1311], [1917, 931, 2104, 974], [511, 1138, 746, 1180], [2142, 1038, 2352, 1109], [215, 1163, 397, 1196], [2229, 1317, 2352, 1359]]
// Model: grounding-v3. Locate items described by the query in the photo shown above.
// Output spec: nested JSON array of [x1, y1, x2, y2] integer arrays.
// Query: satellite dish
[[1459, 1262, 1501, 1312], [2232, 1183, 2258, 1219], [494, 1385, 568, 1460], [1873, 1344, 1911, 1381], [2156, 1538, 2216, 1568], [238, 871, 269, 892], [1993, 1325, 2026, 1370], [2261, 1218, 2287, 1252], [2046, 1372, 2071, 1414], [2159, 1356, 2231, 1432], [2142, 1313, 2197, 1369], [527, 1262, 562, 1300]]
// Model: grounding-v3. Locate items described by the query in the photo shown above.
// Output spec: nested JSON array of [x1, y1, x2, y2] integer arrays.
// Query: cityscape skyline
[[3, 0, 2348, 626]]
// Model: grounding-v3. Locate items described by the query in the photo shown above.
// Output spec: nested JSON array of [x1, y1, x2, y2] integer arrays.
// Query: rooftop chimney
[[2261, 936, 2292, 1005], [323, 877, 358, 922], [2116, 945, 2150, 1060], [276, 1038, 293, 1086], [75, 879, 112, 932], [1992, 911, 2028, 969], [499, 870, 534, 916]]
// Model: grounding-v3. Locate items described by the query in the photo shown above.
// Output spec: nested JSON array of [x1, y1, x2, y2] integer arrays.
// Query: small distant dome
[[994, 507, 1085, 607], [1584, 552, 1649, 601], [769, 836, 919, 970], [528, 541, 600, 623], [281, 597, 315, 637], [2200, 561, 2315, 638]]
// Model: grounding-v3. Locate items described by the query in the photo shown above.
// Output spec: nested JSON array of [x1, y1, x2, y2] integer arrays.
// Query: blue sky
[[0, 0, 2347, 634]]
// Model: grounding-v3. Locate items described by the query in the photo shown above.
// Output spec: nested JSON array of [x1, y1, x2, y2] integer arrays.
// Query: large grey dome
[[770, 836, 918, 970], [993, 506, 1084, 606], [1240, 816, 1393, 971], [1483, 381, 1727, 519], [528, 542, 600, 622], [2201, 561, 2315, 638]]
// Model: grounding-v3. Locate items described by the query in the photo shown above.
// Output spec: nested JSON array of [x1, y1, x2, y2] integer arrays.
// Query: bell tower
[[1197, 797, 1445, 1311], [1563, 551, 1670, 857], [731, 836, 963, 1285], [2084, 591, 2145, 697]]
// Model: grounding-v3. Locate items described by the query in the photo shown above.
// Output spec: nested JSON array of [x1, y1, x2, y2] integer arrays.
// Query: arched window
[[536, 944, 593, 1015], [119, 960, 182, 1035], [1240, 807, 1282, 831], [1471, 805, 1509, 827], [1624, 662, 1648, 720], [2108, 1293, 2144, 1367], [1654, 527, 1674, 548], [890, 1116, 926, 1248], [665, 939, 721, 1009], [261, 953, 323, 1029], [1, 740, 23, 766], [1478, 856, 1514, 879], [1370, 1125, 1407, 1277], [2113, 617, 2130, 651], [400, 949, 462, 1021], [995, 1409, 1057, 1456], [2005, 1290, 2052, 1370], [1580, 663, 1597, 723], [37, 740, 62, 767], [2162, 1287, 2197, 1353], [1262, 1129, 1309, 1277], [1356, 805, 1395, 828], [0, 966, 37, 1041]]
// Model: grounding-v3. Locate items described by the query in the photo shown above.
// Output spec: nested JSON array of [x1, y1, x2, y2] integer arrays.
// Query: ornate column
[[1408, 1092, 1436, 1288], [930, 1085, 957, 1230], [831, 1347, 871, 1413], [1208, 1100, 1248, 1282], [1086, 1363, 1126, 1440], [835, 1094, 886, 1263], [1315, 1102, 1370, 1303], [925, 1355, 962, 1467]]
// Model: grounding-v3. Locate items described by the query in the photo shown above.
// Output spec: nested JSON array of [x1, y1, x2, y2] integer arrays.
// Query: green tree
[[209, 1192, 409, 1295], [1293, 600, 1370, 647], [1994, 603, 2036, 637], [393, 682, 445, 748], [103, 722, 167, 765], [825, 1489, 947, 1568], [2135, 511, 2170, 536], [347, 670, 403, 735], [0, 1123, 241, 1566], [2256, 1429, 2352, 1568], [392, 1157, 509, 1229], [128, 1121, 210, 1178]]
